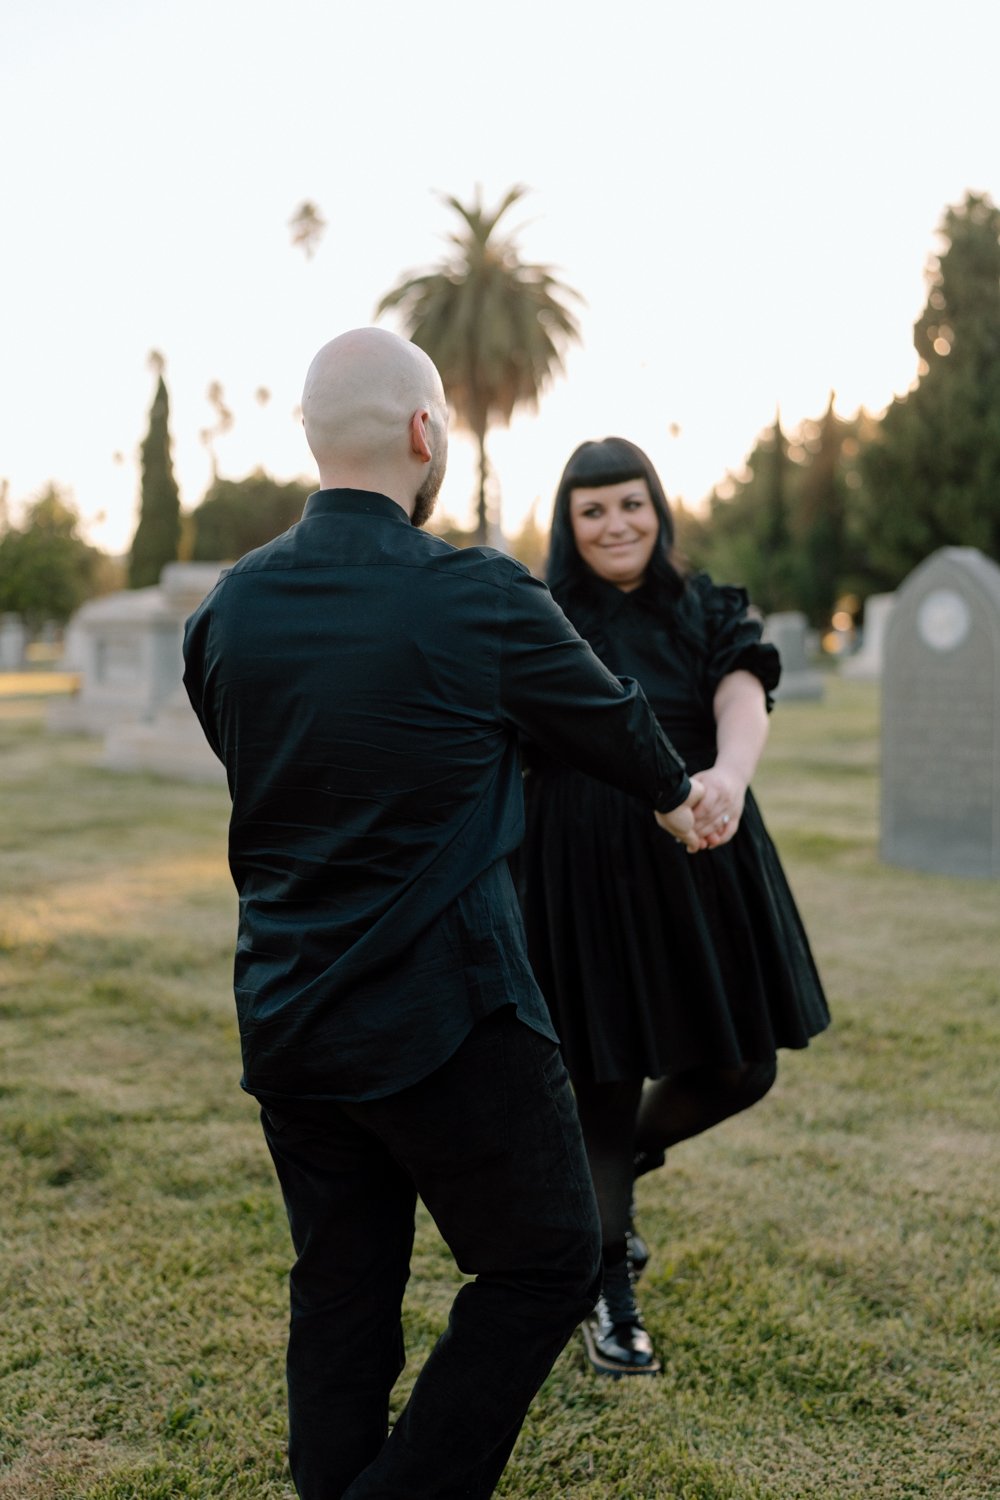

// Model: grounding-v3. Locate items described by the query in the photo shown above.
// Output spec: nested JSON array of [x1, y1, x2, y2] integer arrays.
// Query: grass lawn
[[1, 681, 997, 1499]]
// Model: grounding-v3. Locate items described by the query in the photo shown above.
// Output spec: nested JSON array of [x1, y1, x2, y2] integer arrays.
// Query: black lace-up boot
[[581, 1258, 661, 1377]]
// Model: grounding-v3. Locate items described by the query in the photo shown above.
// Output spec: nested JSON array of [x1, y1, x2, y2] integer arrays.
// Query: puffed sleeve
[[693, 573, 781, 709]]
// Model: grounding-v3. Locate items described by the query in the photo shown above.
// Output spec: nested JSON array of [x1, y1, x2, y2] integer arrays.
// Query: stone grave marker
[[762, 611, 825, 700], [48, 562, 226, 782], [881, 547, 1000, 879], [842, 592, 895, 681], [0, 614, 27, 670]]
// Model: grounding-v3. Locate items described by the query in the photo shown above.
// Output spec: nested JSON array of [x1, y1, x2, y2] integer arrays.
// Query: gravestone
[[46, 585, 179, 734], [0, 614, 27, 670], [762, 611, 825, 700], [100, 563, 227, 783], [48, 563, 225, 784], [842, 592, 895, 681], [881, 547, 1000, 879]]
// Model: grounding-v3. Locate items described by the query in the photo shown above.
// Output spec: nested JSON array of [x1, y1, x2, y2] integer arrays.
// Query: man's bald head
[[302, 328, 449, 521]]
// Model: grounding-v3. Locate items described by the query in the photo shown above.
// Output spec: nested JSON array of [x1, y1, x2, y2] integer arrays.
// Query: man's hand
[[654, 778, 706, 852]]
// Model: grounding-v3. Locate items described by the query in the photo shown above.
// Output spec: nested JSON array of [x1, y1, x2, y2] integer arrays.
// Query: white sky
[[2, 0, 998, 554]]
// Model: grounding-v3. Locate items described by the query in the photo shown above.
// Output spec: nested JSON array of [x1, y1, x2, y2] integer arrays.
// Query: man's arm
[[498, 568, 704, 845], [181, 602, 225, 764]]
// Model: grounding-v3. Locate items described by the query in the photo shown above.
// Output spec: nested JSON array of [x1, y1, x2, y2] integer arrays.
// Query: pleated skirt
[[517, 763, 830, 1084]]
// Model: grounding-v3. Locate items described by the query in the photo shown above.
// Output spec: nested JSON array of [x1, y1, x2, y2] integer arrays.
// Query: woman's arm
[[691, 670, 769, 847]]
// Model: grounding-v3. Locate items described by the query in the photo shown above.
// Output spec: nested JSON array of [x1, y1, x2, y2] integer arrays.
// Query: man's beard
[[411, 430, 447, 528]]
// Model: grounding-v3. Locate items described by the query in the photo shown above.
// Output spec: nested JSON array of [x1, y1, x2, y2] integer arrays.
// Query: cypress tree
[[129, 369, 181, 588], [795, 394, 849, 624]]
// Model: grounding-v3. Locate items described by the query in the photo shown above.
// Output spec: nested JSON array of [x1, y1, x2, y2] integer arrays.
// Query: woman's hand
[[653, 777, 707, 852], [691, 671, 769, 849], [690, 765, 746, 847]]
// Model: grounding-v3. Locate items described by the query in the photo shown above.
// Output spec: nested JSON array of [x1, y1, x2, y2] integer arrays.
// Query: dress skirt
[[517, 755, 830, 1086]]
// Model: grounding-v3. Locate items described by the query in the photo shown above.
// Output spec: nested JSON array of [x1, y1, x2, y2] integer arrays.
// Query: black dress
[[517, 572, 830, 1085]]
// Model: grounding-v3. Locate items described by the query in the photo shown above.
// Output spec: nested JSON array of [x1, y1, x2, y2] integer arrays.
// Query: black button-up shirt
[[182, 489, 690, 1102]]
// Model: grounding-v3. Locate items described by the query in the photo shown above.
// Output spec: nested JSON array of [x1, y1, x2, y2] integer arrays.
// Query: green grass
[[1, 682, 997, 1498]]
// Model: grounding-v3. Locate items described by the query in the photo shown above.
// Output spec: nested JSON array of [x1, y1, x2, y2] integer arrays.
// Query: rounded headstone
[[881, 547, 1000, 879]]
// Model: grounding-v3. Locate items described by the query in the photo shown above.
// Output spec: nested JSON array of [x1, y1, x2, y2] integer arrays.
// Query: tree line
[[2, 188, 999, 636]]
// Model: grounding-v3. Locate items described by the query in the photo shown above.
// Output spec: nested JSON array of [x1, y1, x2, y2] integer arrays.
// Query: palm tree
[[376, 186, 582, 542], [289, 200, 326, 259]]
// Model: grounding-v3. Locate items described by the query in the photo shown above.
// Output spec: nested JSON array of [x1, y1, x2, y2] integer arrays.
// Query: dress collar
[[586, 572, 659, 616]]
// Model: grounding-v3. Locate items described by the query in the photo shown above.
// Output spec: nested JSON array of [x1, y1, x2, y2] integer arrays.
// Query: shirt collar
[[303, 488, 411, 524]]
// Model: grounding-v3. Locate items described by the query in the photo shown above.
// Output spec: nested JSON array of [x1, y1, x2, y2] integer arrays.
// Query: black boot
[[581, 1258, 661, 1377]]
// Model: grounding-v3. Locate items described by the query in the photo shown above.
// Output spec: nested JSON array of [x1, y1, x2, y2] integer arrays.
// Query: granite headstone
[[48, 563, 225, 787], [0, 614, 27, 670], [842, 592, 895, 681], [881, 547, 1000, 879], [762, 611, 825, 700]]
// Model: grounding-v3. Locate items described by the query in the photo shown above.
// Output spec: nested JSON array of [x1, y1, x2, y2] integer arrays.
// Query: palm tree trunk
[[475, 427, 489, 545]]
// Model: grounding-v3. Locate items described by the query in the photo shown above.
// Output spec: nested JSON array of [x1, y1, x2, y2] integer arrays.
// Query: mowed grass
[[1, 681, 997, 1499]]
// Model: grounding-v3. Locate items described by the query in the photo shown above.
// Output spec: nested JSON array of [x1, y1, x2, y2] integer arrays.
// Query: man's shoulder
[[423, 541, 531, 593], [199, 521, 536, 601]]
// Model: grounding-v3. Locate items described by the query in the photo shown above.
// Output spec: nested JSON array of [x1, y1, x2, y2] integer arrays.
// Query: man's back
[[185, 487, 688, 1103], [185, 488, 544, 1099]]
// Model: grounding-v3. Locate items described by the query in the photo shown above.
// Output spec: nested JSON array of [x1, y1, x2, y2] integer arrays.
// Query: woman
[[517, 437, 829, 1377]]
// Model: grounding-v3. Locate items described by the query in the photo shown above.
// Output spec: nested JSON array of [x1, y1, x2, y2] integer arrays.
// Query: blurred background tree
[[681, 404, 869, 625], [289, 200, 326, 260], [199, 381, 234, 482], [0, 485, 114, 633], [376, 185, 582, 543], [128, 355, 181, 588], [683, 193, 1000, 624], [189, 471, 312, 561], [857, 190, 1000, 582]]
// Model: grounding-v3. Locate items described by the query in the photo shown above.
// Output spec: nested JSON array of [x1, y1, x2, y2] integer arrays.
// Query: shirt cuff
[[654, 774, 692, 814]]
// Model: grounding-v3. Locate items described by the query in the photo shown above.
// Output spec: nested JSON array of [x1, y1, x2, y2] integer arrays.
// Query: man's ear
[[410, 409, 432, 463]]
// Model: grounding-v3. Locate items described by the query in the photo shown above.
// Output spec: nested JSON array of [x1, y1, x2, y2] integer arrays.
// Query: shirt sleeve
[[181, 599, 225, 763], [696, 575, 782, 709], [498, 566, 691, 813]]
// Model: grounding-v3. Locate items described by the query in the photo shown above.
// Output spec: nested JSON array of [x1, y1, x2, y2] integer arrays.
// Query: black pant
[[260, 1008, 602, 1499]]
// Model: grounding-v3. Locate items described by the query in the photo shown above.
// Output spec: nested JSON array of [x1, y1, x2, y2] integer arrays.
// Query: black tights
[[572, 1060, 777, 1250]]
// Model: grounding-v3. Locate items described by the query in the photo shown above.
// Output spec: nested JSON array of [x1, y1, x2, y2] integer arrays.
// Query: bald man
[[183, 327, 702, 1499]]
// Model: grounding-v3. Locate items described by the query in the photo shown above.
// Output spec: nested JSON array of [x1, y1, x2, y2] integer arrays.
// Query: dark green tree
[[686, 404, 872, 624], [690, 415, 800, 613], [129, 360, 182, 588], [376, 186, 582, 542], [0, 485, 106, 631], [793, 395, 850, 623], [190, 470, 313, 561], [759, 410, 799, 609], [858, 191, 1000, 581]]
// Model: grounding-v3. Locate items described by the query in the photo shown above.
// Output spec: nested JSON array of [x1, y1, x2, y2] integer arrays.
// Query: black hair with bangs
[[545, 437, 686, 604]]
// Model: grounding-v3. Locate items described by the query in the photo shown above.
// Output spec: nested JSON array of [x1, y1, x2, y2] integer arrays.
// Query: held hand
[[689, 765, 746, 848], [654, 777, 707, 853]]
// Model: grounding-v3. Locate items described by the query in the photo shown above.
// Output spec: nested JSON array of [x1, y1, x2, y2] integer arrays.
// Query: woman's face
[[568, 478, 660, 592]]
